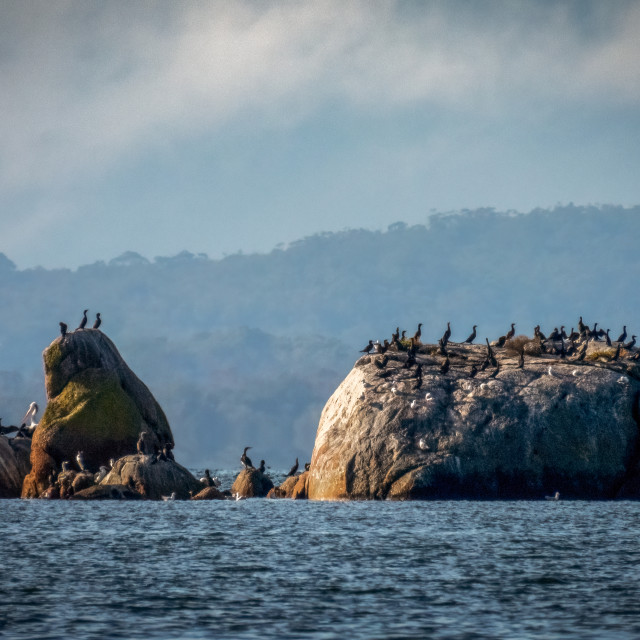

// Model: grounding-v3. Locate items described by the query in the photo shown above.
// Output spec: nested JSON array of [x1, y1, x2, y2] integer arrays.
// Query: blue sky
[[1, 0, 639, 269]]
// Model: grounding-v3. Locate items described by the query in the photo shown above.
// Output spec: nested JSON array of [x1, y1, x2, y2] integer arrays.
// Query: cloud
[[0, 0, 639, 194]]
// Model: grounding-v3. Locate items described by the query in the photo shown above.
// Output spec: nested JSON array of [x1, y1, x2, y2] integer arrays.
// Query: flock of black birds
[[359, 317, 639, 380], [59, 309, 102, 338], [240, 446, 308, 477]]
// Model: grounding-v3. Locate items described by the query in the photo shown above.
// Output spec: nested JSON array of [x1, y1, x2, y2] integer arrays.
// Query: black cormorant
[[617, 326, 627, 343], [440, 357, 450, 375], [258, 460, 266, 473], [605, 329, 612, 347], [495, 335, 507, 348], [578, 316, 586, 334], [506, 323, 516, 341], [464, 326, 477, 344], [59, 322, 67, 337], [413, 323, 423, 343], [241, 447, 253, 469], [611, 343, 621, 361], [624, 336, 637, 350], [77, 309, 88, 330], [287, 458, 299, 477], [360, 340, 374, 354], [443, 322, 451, 343], [518, 351, 525, 368], [93, 313, 101, 329]]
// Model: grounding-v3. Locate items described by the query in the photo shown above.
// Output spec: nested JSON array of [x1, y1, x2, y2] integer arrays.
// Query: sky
[[1, 0, 639, 269]]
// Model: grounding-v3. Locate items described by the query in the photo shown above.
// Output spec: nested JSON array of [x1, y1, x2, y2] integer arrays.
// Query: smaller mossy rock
[[267, 472, 309, 499], [231, 468, 274, 498], [0, 436, 32, 498], [191, 486, 227, 500], [102, 454, 201, 500], [71, 484, 143, 500]]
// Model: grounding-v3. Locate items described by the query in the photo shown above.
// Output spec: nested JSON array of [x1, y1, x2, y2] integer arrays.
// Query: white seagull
[[162, 492, 177, 501]]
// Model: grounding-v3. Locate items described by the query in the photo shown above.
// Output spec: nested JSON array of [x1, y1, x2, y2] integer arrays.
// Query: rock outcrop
[[0, 436, 31, 498], [22, 329, 174, 498], [101, 454, 201, 500], [308, 341, 640, 500], [191, 486, 227, 500], [267, 472, 309, 499], [231, 468, 274, 498], [71, 484, 143, 500]]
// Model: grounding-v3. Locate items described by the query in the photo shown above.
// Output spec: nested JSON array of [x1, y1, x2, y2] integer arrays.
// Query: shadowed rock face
[[22, 329, 174, 498], [308, 342, 640, 500], [0, 437, 31, 498]]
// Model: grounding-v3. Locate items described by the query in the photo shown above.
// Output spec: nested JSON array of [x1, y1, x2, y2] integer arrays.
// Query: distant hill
[[1, 204, 638, 466]]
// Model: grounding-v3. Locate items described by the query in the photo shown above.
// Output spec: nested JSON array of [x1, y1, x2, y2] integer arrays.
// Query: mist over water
[[2, 494, 640, 639]]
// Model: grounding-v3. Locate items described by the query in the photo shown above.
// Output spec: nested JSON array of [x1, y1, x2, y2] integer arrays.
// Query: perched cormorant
[[617, 326, 627, 343], [485, 338, 494, 359], [392, 327, 400, 343], [287, 458, 299, 477], [414, 363, 423, 379], [59, 322, 67, 338], [495, 335, 507, 348], [625, 336, 637, 350], [568, 328, 579, 341], [413, 323, 423, 343], [518, 352, 525, 369], [576, 342, 588, 361], [464, 326, 477, 344], [401, 331, 406, 340], [76, 451, 87, 472], [241, 447, 253, 469], [258, 460, 266, 474], [578, 316, 586, 334], [611, 343, 621, 362], [77, 309, 88, 331], [304, 462, 311, 471], [374, 355, 389, 369], [443, 322, 451, 343], [605, 329, 612, 347], [505, 323, 516, 341], [360, 340, 374, 354], [403, 352, 416, 369], [548, 327, 560, 341], [480, 358, 490, 372], [439, 357, 450, 375], [93, 313, 101, 329], [438, 338, 448, 356], [201, 469, 215, 487], [591, 323, 601, 341], [560, 326, 568, 340], [136, 431, 148, 455]]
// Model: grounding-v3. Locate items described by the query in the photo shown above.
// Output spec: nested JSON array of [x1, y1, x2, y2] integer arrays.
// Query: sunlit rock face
[[308, 343, 640, 500]]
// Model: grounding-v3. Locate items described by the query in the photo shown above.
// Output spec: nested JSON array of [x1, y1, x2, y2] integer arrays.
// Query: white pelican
[[20, 402, 39, 435]]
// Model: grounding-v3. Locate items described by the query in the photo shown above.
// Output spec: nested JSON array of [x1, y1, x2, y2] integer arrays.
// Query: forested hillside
[[1, 205, 638, 466]]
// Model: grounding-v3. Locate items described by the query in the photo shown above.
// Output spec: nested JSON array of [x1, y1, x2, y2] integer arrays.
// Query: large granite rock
[[22, 329, 174, 498], [101, 454, 201, 500], [0, 436, 31, 498], [308, 342, 640, 500]]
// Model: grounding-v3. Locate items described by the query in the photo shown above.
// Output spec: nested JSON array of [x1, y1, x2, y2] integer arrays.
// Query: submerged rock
[[0, 436, 31, 498], [308, 342, 640, 500], [231, 468, 274, 498], [191, 486, 226, 500], [102, 454, 201, 500], [22, 329, 174, 498]]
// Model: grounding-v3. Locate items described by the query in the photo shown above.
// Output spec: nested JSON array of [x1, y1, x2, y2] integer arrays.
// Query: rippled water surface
[[2, 476, 640, 639]]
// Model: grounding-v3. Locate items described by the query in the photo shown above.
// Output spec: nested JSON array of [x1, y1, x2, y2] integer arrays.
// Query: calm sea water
[[1, 470, 640, 640]]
